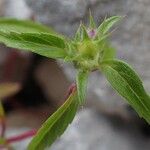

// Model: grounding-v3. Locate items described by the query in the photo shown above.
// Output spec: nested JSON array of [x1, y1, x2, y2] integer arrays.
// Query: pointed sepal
[[89, 10, 96, 29]]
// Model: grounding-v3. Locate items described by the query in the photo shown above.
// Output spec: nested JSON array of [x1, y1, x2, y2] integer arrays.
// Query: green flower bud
[[77, 40, 98, 59]]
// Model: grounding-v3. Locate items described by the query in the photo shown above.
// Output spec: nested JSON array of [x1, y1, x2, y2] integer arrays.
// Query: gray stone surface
[[25, 0, 150, 115], [4, 0, 31, 19], [0, 0, 4, 16], [26, 0, 87, 36]]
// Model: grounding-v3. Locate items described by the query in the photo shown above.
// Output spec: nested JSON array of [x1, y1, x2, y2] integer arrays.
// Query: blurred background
[[0, 0, 150, 149]]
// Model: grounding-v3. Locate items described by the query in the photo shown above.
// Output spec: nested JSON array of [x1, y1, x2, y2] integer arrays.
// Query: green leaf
[[28, 90, 79, 150], [0, 31, 66, 59], [0, 18, 54, 33], [101, 44, 116, 61], [100, 59, 150, 123], [98, 16, 122, 35], [76, 70, 88, 104]]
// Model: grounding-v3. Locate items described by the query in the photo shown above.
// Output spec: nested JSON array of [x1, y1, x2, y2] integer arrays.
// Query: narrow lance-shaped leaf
[[97, 16, 122, 35], [0, 18, 54, 33], [28, 89, 79, 150], [0, 31, 67, 59], [100, 59, 150, 123], [76, 70, 89, 104]]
